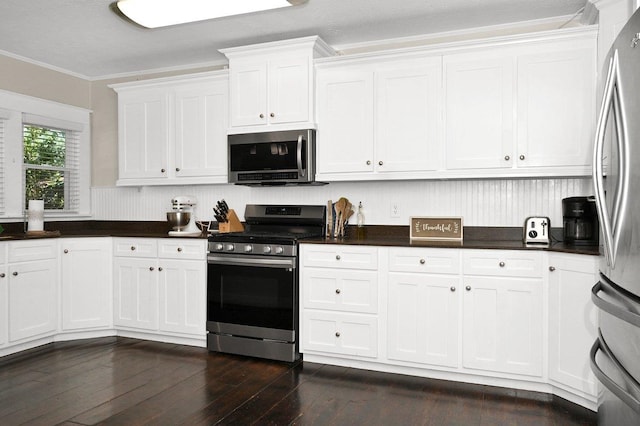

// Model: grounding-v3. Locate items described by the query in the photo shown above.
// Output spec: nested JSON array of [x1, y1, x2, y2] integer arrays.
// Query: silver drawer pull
[[131, 246, 136, 251], [335, 332, 341, 338], [177, 247, 183, 252], [336, 255, 341, 260], [149, 267, 155, 271], [549, 266, 556, 272], [450, 286, 456, 292], [64, 249, 69, 254], [499, 261, 505, 267], [13, 272, 18, 276], [158, 267, 163, 272], [465, 285, 471, 291], [335, 289, 341, 294], [0, 273, 5, 278], [419, 259, 426, 265]]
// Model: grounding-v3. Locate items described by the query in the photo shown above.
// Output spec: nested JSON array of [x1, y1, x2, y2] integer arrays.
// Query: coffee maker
[[562, 196, 599, 245]]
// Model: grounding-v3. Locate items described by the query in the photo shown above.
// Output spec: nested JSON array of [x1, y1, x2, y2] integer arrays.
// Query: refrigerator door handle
[[593, 50, 629, 268], [592, 280, 640, 327], [590, 332, 640, 414]]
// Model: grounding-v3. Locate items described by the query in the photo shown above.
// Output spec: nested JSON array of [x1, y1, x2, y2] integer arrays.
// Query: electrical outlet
[[390, 202, 400, 218]]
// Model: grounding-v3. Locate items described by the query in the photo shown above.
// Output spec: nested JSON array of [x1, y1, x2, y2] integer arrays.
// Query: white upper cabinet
[[444, 52, 514, 171], [516, 40, 596, 170], [222, 36, 335, 133], [315, 27, 596, 181], [112, 71, 229, 186], [316, 56, 444, 180]]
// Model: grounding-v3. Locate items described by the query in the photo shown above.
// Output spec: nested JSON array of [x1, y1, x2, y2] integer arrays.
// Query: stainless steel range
[[206, 204, 326, 362]]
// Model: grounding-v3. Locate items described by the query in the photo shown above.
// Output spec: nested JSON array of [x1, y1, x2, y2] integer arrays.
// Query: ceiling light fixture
[[116, 0, 307, 29]]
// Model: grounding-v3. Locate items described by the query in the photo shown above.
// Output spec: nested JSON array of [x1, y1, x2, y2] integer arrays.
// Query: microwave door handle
[[593, 52, 618, 267], [296, 135, 305, 177]]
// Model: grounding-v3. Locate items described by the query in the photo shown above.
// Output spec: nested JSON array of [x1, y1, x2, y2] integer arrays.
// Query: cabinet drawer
[[0, 242, 7, 263], [158, 239, 206, 260], [463, 250, 542, 278], [113, 238, 158, 258], [8, 240, 57, 263], [301, 245, 377, 270], [389, 248, 460, 274], [301, 310, 378, 358], [302, 268, 378, 314]]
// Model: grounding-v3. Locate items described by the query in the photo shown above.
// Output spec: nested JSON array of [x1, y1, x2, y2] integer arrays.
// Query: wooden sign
[[410, 217, 463, 241]]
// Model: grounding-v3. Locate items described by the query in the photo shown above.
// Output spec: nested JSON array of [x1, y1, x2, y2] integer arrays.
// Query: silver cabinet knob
[[161, 168, 166, 173], [64, 249, 69, 254], [0, 273, 5, 278], [177, 247, 183, 252], [336, 289, 341, 294], [465, 285, 471, 291], [335, 332, 341, 338], [149, 267, 155, 271], [176, 167, 180, 172], [519, 155, 525, 160], [378, 161, 383, 166], [450, 286, 456, 292], [259, 113, 264, 119], [549, 266, 556, 272], [366, 160, 371, 165], [419, 259, 426, 265], [504, 155, 510, 161], [336, 255, 341, 260], [130, 246, 136, 251], [499, 261, 505, 267], [158, 267, 163, 272], [13, 271, 18, 276], [270, 112, 275, 118]]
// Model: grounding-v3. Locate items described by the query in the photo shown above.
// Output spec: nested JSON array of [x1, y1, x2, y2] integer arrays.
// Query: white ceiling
[[0, 0, 588, 79]]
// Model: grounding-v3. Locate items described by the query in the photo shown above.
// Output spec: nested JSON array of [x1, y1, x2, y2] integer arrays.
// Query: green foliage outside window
[[23, 125, 67, 210]]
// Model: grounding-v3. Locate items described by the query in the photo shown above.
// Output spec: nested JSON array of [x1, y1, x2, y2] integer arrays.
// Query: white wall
[[92, 177, 592, 227]]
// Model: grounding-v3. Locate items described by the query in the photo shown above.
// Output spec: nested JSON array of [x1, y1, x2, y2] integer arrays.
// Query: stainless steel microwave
[[228, 129, 320, 186]]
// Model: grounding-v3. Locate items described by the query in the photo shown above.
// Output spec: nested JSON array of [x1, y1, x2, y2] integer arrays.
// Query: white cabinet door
[[302, 310, 378, 358], [118, 88, 169, 179], [61, 238, 112, 331], [302, 268, 378, 314], [229, 60, 268, 127], [387, 272, 459, 368], [174, 78, 228, 179], [0, 264, 7, 347], [517, 48, 595, 169], [8, 259, 58, 342], [113, 257, 159, 331], [316, 68, 374, 174], [548, 253, 598, 397], [444, 53, 514, 170], [158, 259, 206, 336], [375, 58, 443, 173], [462, 276, 543, 377], [268, 56, 310, 125]]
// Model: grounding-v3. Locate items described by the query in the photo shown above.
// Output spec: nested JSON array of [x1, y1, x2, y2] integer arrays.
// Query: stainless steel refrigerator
[[590, 7, 640, 425]]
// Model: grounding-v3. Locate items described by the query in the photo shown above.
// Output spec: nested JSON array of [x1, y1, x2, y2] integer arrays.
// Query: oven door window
[[208, 262, 295, 330]]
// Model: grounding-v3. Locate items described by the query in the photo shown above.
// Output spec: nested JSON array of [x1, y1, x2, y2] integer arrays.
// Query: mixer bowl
[[167, 211, 191, 231]]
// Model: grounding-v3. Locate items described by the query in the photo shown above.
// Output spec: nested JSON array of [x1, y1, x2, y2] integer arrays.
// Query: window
[[23, 123, 79, 211]]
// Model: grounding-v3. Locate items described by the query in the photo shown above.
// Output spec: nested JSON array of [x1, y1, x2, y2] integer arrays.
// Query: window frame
[[0, 89, 91, 219]]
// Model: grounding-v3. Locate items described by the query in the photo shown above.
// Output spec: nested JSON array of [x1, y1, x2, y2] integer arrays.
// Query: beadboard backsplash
[[91, 178, 593, 227]]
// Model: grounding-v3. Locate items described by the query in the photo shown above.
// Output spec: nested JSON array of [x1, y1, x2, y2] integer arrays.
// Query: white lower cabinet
[[461, 275, 543, 377], [0, 243, 7, 347], [61, 238, 112, 331], [113, 238, 206, 338], [387, 272, 459, 368], [548, 252, 598, 398], [7, 240, 58, 343], [300, 244, 379, 359]]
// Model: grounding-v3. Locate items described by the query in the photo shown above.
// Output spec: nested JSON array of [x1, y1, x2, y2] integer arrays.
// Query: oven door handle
[[208, 254, 296, 269]]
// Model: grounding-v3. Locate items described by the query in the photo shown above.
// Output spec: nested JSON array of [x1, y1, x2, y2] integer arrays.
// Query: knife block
[[218, 209, 245, 233]]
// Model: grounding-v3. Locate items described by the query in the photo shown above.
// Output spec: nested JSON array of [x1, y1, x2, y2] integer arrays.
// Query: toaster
[[523, 216, 551, 244]]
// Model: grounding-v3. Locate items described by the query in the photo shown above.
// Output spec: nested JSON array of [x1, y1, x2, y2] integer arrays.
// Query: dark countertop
[[0, 220, 208, 240], [301, 225, 600, 256], [0, 221, 599, 256]]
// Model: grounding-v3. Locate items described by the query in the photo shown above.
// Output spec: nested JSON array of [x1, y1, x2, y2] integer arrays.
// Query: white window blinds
[[22, 113, 83, 212]]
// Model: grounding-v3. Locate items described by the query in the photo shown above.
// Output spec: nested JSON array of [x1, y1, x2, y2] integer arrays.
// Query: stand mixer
[[167, 196, 201, 237]]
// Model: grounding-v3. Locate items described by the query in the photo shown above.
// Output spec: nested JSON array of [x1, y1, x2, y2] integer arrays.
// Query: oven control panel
[[208, 241, 296, 257]]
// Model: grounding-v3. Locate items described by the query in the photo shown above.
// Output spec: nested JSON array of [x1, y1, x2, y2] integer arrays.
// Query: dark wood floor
[[0, 337, 596, 425]]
